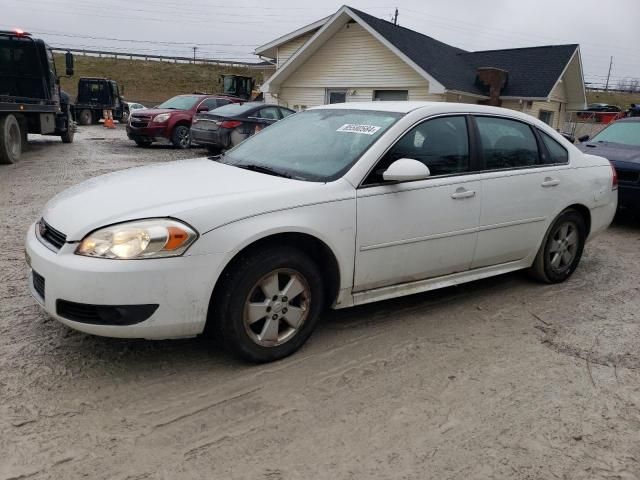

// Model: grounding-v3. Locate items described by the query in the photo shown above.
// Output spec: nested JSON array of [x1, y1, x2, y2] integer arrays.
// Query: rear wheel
[[0, 114, 22, 164], [171, 125, 191, 149], [529, 209, 587, 283], [78, 109, 93, 126], [209, 247, 325, 363]]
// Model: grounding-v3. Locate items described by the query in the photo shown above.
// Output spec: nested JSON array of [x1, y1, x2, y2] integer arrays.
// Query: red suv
[[126, 94, 241, 149]]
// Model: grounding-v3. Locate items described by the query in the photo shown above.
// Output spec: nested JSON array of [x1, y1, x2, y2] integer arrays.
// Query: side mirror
[[578, 135, 590, 143], [382, 158, 431, 182], [65, 51, 74, 76], [197, 106, 209, 112]]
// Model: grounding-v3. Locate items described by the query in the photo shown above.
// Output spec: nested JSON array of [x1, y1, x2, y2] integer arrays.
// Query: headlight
[[153, 113, 171, 123], [76, 219, 198, 259]]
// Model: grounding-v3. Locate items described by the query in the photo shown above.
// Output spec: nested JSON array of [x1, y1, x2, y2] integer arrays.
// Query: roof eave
[[262, 5, 447, 95], [254, 15, 330, 58]]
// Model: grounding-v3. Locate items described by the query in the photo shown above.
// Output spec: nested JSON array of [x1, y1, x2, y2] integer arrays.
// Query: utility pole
[[192, 46, 197, 63], [605, 56, 613, 91], [393, 7, 399, 25]]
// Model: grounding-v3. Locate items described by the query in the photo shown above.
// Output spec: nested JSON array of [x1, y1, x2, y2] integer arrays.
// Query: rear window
[[0, 38, 40, 75]]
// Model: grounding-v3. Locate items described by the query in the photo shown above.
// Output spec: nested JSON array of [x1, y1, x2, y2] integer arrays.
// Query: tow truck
[[0, 29, 75, 164]]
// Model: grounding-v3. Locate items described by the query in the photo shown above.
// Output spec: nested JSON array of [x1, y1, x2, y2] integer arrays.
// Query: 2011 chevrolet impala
[[25, 102, 617, 362]]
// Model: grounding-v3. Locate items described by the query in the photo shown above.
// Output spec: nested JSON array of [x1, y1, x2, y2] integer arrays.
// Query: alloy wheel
[[243, 268, 311, 347], [548, 221, 579, 273]]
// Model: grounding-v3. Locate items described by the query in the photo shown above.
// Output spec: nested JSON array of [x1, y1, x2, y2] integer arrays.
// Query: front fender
[[187, 197, 357, 292]]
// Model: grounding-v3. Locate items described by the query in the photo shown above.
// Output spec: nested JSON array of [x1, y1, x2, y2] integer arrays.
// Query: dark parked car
[[191, 102, 295, 152], [126, 94, 241, 149], [586, 103, 622, 112], [578, 118, 640, 214]]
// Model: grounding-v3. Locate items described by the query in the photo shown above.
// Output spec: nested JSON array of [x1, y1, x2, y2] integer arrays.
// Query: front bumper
[[618, 184, 640, 212], [25, 223, 222, 339], [126, 123, 169, 141]]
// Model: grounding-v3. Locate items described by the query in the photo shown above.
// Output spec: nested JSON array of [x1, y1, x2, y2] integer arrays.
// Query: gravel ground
[[1, 126, 640, 480]]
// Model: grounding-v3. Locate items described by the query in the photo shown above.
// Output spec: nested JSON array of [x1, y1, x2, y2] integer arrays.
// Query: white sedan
[[25, 102, 617, 362]]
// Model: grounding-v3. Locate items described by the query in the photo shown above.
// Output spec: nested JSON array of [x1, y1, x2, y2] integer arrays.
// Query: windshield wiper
[[236, 163, 292, 179]]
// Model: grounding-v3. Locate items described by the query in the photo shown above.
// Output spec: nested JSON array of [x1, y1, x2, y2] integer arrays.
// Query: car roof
[[309, 101, 544, 121]]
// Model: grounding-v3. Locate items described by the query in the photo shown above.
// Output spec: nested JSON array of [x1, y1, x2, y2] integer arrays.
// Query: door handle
[[451, 187, 476, 199], [541, 177, 560, 187]]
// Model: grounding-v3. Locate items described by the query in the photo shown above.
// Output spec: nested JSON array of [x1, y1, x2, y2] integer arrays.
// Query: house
[[254, 5, 586, 130]]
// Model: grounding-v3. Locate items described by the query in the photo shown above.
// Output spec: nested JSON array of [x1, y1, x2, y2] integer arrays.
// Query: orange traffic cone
[[103, 109, 116, 129]]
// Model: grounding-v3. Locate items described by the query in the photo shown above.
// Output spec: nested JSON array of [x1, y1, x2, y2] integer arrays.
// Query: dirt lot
[[1, 126, 639, 480]]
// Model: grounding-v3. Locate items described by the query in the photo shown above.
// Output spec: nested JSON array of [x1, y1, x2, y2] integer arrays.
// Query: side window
[[475, 116, 539, 170], [257, 107, 280, 120], [539, 130, 569, 164], [200, 98, 220, 110], [366, 116, 469, 184], [279, 108, 294, 118]]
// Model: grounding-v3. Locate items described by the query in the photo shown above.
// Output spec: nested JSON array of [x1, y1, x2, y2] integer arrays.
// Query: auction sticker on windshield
[[336, 124, 382, 135]]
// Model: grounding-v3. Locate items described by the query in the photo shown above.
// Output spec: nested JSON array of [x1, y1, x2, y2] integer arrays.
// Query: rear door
[[470, 115, 571, 268]]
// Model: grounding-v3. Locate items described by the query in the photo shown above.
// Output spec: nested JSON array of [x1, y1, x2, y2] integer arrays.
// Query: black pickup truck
[[73, 77, 125, 125], [0, 29, 75, 164]]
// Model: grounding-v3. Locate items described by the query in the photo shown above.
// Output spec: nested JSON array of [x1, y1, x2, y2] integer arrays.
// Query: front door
[[354, 115, 481, 291]]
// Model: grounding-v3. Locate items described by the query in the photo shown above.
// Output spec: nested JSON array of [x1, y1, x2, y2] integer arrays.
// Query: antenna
[[393, 7, 399, 25]]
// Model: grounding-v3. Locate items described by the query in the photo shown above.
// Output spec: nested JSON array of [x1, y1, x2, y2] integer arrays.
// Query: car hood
[[131, 108, 189, 117], [42, 158, 348, 241], [577, 142, 640, 167]]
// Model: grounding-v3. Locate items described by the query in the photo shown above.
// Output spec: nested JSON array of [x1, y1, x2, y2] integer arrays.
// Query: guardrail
[[51, 47, 275, 70]]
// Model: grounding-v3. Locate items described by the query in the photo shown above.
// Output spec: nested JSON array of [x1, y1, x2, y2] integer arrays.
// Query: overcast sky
[[2, 0, 638, 89]]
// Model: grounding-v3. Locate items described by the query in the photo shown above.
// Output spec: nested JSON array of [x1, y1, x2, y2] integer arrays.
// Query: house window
[[373, 90, 408, 101], [326, 89, 347, 104], [539, 110, 554, 126]]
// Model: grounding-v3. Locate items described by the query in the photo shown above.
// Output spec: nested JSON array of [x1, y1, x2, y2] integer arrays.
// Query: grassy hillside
[[586, 90, 640, 109], [54, 54, 260, 105]]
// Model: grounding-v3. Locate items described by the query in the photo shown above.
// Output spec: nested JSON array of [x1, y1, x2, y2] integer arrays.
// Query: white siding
[[283, 23, 428, 88], [277, 32, 316, 68]]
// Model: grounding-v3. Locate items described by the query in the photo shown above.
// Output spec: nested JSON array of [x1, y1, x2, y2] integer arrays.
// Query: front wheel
[[529, 209, 587, 283], [171, 125, 191, 149], [134, 138, 153, 148], [61, 110, 75, 144], [209, 247, 325, 363], [0, 114, 22, 164]]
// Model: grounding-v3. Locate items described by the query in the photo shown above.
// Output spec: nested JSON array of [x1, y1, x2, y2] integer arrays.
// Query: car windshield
[[591, 122, 640, 147], [156, 95, 201, 110], [210, 103, 262, 116], [219, 109, 401, 182]]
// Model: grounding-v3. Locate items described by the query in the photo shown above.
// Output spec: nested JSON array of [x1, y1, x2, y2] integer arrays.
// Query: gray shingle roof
[[349, 7, 578, 98]]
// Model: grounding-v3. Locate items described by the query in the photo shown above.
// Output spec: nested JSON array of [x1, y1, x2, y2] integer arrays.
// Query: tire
[[61, 110, 75, 144], [122, 111, 129, 123], [0, 114, 22, 164], [134, 138, 152, 148], [171, 125, 191, 149], [209, 246, 325, 363], [529, 209, 587, 283], [78, 109, 93, 126]]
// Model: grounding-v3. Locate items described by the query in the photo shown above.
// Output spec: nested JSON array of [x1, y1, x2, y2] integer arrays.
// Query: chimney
[[476, 67, 508, 106]]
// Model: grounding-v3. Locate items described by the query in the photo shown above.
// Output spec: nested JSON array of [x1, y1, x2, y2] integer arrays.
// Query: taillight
[[220, 120, 242, 129], [610, 163, 618, 190]]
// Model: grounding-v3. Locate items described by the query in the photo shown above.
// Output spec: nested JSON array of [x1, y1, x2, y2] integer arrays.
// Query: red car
[[126, 94, 241, 148]]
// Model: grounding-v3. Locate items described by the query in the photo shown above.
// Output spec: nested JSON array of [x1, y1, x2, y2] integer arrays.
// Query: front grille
[[131, 115, 151, 128], [32, 270, 45, 299], [39, 219, 66, 251], [617, 169, 640, 184]]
